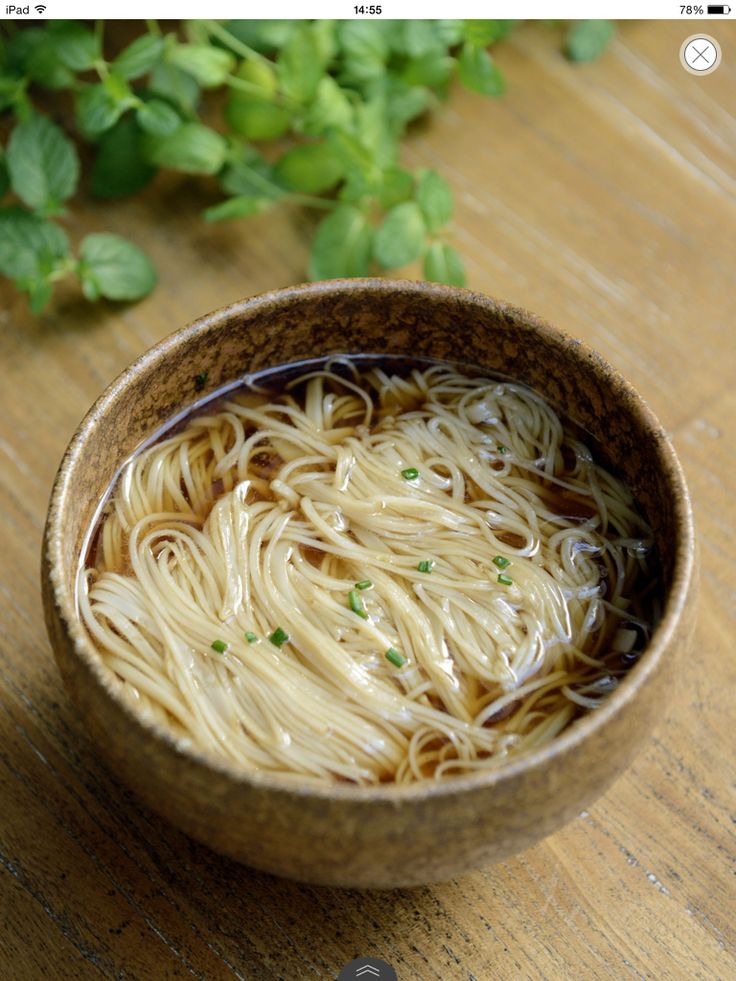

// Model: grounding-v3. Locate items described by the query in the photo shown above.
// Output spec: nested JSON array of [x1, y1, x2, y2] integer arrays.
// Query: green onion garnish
[[348, 590, 369, 619], [355, 580, 373, 590], [269, 627, 289, 647], [493, 555, 510, 569], [385, 647, 406, 668], [417, 559, 434, 573], [401, 467, 419, 480], [497, 444, 508, 454], [211, 639, 228, 653], [245, 631, 258, 643], [497, 573, 513, 586], [194, 370, 208, 392]]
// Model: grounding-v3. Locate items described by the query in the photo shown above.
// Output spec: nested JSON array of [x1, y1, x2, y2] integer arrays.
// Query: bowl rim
[[44, 278, 696, 803]]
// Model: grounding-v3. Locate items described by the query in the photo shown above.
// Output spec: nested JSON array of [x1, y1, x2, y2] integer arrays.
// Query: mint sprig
[[0, 19, 615, 315]]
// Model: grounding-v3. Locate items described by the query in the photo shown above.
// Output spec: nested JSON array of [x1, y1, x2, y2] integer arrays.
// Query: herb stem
[[205, 21, 273, 69]]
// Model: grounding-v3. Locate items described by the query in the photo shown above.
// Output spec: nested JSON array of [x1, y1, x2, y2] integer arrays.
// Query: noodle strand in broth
[[79, 360, 655, 786]]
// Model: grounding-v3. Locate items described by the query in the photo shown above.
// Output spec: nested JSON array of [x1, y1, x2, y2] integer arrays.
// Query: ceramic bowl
[[42, 279, 697, 888]]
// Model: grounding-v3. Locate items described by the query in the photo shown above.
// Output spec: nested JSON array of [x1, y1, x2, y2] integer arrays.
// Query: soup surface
[[79, 357, 658, 785]]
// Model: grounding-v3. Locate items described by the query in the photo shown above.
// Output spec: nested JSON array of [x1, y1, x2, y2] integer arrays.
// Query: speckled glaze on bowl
[[42, 280, 697, 888]]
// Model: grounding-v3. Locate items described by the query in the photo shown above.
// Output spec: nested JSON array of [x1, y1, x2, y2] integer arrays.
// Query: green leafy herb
[[309, 205, 373, 280], [0, 20, 613, 314], [269, 627, 289, 647], [142, 122, 228, 175], [385, 647, 407, 668], [401, 467, 419, 481], [567, 21, 615, 62], [423, 241, 465, 287], [416, 169, 453, 232], [355, 580, 373, 590], [458, 44, 505, 96], [168, 43, 235, 88], [493, 555, 510, 569], [113, 34, 165, 80], [90, 116, 156, 199], [245, 631, 259, 643], [417, 560, 435, 573], [372, 201, 427, 269], [211, 639, 228, 653], [348, 589, 369, 620], [136, 99, 181, 137], [497, 573, 513, 586], [78, 233, 157, 301], [497, 444, 508, 454], [194, 370, 208, 391], [6, 113, 79, 214]]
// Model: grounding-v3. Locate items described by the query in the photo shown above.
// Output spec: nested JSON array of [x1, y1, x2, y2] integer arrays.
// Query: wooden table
[[1, 20, 734, 980]]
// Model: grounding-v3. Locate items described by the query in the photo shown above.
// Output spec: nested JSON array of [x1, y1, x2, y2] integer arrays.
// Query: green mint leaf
[[401, 53, 455, 91], [0, 206, 69, 283], [567, 21, 615, 62], [168, 44, 235, 88], [136, 99, 180, 136], [278, 25, 324, 103], [76, 83, 127, 140], [91, 116, 156, 199], [372, 201, 427, 269], [150, 62, 200, 113], [372, 78, 432, 133], [309, 205, 373, 280], [416, 169, 453, 232], [231, 59, 278, 97], [221, 20, 296, 55], [50, 20, 100, 71], [435, 20, 465, 46], [378, 167, 414, 210], [203, 196, 272, 221], [142, 122, 227, 175], [392, 21, 445, 58], [462, 21, 508, 47], [225, 97, 291, 140], [301, 76, 353, 136], [423, 241, 465, 286], [337, 22, 390, 82], [78, 233, 156, 301], [274, 143, 345, 195], [458, 44, 506, 96], [355, 97, 396, 167], [219, 153, 284, 202], [9, 29, 75, 90], [7, 114, 79, 212], [113, 34, 165, 80]]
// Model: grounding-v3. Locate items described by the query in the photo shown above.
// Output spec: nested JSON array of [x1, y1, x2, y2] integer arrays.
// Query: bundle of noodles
[[79, 361, 656, 786]]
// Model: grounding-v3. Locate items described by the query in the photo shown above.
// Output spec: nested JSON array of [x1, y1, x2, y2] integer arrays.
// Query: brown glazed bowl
[[42, 279, 697, 888]]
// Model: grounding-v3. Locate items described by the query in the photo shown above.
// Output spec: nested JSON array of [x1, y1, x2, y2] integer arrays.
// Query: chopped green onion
[[497, 444, 508, 454], [211, 639, 228, 653], [497, 573, 513, 586], [194, 370, 208, 392], [417, 559, 434, 573], [493, 555, 510, 569], [245, 631, 258, 643], [385, 647, 407, 668], [348, 590, 369, 619], [401, 467, 419, 480], [269, 627, 289, 647], [355, 580, 373, 590]]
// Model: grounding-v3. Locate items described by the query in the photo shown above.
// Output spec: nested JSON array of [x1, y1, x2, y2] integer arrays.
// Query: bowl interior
[[48, 279, 692, 792]]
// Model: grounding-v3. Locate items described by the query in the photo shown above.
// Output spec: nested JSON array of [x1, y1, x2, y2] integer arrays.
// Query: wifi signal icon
[[35, 4, 46, 11]]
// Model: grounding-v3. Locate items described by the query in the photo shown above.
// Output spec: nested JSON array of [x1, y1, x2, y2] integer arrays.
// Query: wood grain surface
[[1, 20, 734, 980]]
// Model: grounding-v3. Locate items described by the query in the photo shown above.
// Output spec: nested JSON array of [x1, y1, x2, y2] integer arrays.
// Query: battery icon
[[707, 4, 731, 11]]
